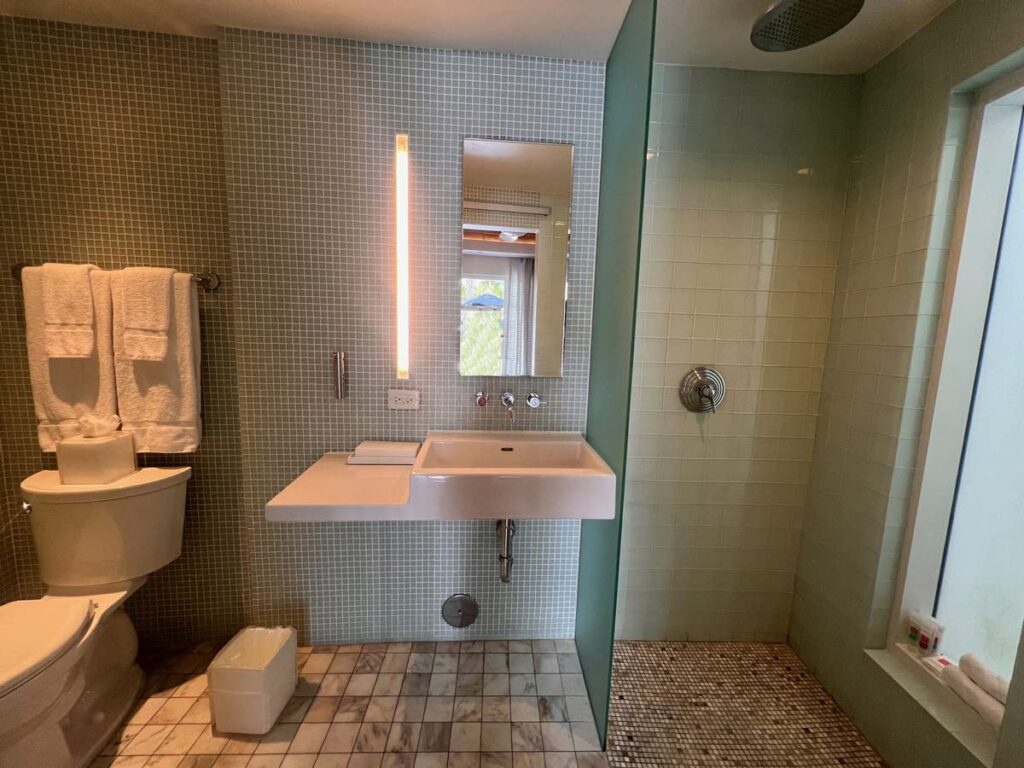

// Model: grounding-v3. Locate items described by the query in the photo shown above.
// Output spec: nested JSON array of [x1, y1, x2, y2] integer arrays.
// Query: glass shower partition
[[574, 0, 656, 748]]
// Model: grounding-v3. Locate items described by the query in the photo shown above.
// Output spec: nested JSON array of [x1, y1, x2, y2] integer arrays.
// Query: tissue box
[[56, 433, 137, 485]]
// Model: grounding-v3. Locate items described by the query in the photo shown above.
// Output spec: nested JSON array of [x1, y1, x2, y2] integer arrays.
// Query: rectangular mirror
[[460, 138, 572, 377]]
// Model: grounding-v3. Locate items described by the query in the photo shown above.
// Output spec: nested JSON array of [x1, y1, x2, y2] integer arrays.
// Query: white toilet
[[0, 465, 190, 768]]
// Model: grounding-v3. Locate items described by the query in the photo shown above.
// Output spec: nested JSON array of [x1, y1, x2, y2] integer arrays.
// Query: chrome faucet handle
[[697, 380, 717, 414], [475, 392, 489, 407], [526, 393, 544, 408]]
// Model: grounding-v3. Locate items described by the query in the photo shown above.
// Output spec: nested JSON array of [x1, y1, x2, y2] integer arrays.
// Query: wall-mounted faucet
[[501, 392, 515, 425]]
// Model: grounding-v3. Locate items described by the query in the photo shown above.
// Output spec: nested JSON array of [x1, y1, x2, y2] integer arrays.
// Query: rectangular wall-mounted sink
[[266, 431, 616, 522], [411, 432, 615, 519]]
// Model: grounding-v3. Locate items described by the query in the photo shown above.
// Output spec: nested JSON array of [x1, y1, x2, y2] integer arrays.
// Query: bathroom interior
[[2, 0, 1024, 766]]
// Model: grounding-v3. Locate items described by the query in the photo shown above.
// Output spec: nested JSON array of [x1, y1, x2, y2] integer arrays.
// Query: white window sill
[[865, 645, 999, 767]]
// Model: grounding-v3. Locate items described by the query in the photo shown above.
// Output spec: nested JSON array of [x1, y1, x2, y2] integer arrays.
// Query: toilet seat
[[0, 597, 94, 697]]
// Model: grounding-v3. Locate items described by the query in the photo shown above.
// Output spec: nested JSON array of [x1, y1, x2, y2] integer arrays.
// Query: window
[[891, 76, 1024, 685], [460, 277, 506, 376]]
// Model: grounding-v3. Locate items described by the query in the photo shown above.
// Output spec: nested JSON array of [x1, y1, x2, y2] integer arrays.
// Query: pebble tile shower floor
[[607, 642, 887, 767], [91, 640, 886, 768]]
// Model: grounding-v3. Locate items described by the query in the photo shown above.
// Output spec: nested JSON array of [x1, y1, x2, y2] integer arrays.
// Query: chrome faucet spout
[[500, 392, 516, 427]]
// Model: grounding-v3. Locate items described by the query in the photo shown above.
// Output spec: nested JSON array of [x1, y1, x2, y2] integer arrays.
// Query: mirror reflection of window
[[460, 139, 572, 377]]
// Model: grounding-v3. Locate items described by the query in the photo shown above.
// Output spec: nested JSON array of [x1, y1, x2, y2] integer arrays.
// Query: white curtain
[[503, 257, 535, 375]]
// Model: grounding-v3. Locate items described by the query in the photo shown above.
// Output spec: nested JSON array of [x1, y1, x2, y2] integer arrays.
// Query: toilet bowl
[[0, 466, 190, 768]]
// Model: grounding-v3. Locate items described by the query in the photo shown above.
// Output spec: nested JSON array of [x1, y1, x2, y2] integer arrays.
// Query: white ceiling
[[655, 0, 959, 74], [463, 140, 574, 197], [0, 0, 957, 73], [0, 0, 631, 61]]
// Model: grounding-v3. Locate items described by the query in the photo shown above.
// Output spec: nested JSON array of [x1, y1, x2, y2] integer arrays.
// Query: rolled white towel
[[943, 664, 1005, 730], [960, 653, 1010, 705]]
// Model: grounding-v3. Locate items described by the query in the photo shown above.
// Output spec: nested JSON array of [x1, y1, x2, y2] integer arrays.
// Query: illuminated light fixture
[[395, 133, 410, 380], [796, 167, 815, 176]]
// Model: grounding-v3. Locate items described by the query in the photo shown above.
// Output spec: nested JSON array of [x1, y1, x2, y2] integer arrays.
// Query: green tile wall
[[791, 1, 1024, 766]]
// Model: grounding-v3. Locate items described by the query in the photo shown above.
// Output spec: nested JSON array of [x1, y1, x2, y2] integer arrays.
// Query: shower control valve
[[526, 393, 544, 408], [474, 392, 489, 407]]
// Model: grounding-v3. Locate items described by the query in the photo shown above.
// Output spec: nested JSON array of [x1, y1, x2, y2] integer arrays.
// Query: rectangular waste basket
[[208, 626, 297, 734]]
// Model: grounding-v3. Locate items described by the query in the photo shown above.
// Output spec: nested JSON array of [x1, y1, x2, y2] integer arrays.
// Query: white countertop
[[266, 453, 414, 522]]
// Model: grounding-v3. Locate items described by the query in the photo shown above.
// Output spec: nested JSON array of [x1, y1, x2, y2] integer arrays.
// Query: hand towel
[[353, 441, 421, 458], [960, 653, 1010, 705], [943, 664, 1005, 730], [22, 267, 118, 451], [42, 262, 97, 358], [121, 266, 174, 361], [112, 271, 202, 453]]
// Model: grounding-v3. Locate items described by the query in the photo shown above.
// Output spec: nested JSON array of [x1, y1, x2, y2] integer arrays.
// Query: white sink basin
[[411, 432, 615, 519]]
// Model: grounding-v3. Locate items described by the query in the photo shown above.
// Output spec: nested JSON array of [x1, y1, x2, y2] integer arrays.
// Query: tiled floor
[[93, 640, 608, 768], [607, 642, 887, 767]]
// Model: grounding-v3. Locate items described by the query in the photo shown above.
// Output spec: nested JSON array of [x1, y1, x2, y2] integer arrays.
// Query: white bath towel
[[112, 271, 201, 453], [22, 267, 118, 451], [943, 664, 1005, 730], [42, 262, 97, 358], [121, 266, 174, 361], [960, 653, 1010, 705]]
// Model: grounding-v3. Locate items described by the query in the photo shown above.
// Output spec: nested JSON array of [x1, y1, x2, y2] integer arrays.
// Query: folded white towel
[[121, 266, 174, 361], [42, 262, 97, 358], [353, 441, 421, 458], [22, 267, 118, 451], [960, 654, 1010, 705], [112, 271, 201, 453], [943, 664, 1005, 730]]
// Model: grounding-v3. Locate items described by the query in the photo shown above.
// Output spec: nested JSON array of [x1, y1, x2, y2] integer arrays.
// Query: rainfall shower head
[[750, 0, 865, 52]]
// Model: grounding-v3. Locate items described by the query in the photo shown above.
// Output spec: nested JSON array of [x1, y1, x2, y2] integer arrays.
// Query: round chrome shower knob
[[679, 366, 726, 413]]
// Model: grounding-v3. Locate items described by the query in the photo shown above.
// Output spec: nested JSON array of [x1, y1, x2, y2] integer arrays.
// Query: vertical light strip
[[395, 133, 410, 380]]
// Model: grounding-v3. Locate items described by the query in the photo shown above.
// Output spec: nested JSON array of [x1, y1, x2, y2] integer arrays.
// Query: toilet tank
[[20, 467, 191, 588]]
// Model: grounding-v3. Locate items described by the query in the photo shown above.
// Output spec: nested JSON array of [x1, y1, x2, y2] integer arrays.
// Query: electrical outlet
[[388, 389, 420, 411]]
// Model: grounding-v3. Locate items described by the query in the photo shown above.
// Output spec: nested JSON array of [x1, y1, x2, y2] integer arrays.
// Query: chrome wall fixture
[[331, 351, 346, 399], [679, 366, 726, 413]]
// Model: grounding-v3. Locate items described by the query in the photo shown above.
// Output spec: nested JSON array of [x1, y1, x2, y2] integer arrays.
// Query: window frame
[[889, 73, 1024, 652]]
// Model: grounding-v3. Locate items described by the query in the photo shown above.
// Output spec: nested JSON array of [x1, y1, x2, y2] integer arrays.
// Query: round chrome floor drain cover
[[442, 593, 478, 628]]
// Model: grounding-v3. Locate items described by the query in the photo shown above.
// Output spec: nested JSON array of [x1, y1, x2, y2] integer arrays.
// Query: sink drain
[[442, 593, 478, 628]]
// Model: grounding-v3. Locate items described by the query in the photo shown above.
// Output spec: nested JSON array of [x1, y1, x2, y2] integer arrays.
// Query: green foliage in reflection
[[460, 278, 505, 376]]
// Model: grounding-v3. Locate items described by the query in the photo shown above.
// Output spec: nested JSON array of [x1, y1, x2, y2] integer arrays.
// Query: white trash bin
[[208, 626, 297, 734]]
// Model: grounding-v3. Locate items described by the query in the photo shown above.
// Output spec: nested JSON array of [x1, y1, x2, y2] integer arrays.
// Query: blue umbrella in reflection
[[462, 293, 504, 310]]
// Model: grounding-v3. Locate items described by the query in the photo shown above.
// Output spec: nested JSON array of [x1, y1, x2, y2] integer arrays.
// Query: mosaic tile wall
[[220, 30, 605, 642], [617, 65, 859, 642], [0, 17, 245, 647], [0, 436, 15, 605], [789, 1, 1024, 766]]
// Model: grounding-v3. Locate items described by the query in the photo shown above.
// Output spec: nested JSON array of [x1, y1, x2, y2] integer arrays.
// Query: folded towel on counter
[[347, 441, 421, 465], [960, 653, 1010, 705], [354, 441, 421, 458], [943, 664, 1005, 730], [42, 262, 97, 358], [121, 266, 174, 361], [111, 271, 201, 452], [22, 267, 118, 451]]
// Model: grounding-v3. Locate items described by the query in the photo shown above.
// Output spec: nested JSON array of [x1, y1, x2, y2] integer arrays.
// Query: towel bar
[[11, 263, 221, 292]]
